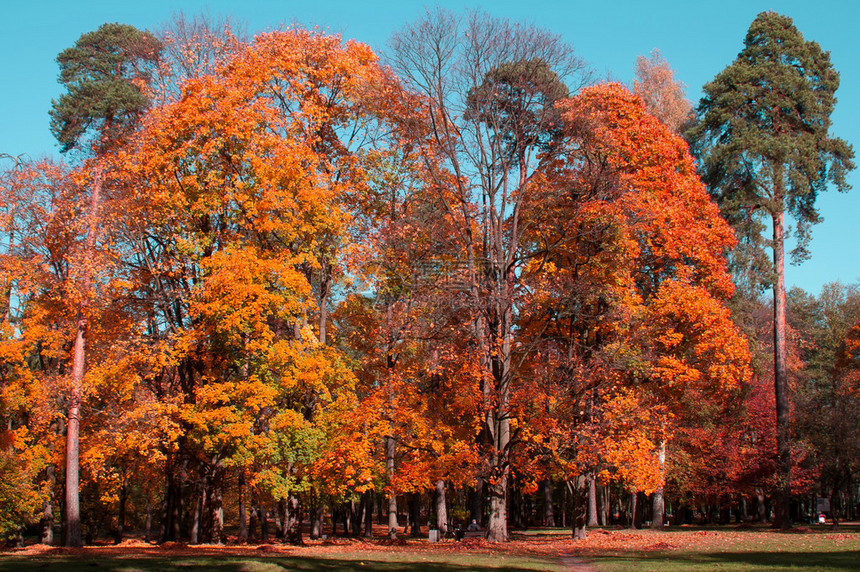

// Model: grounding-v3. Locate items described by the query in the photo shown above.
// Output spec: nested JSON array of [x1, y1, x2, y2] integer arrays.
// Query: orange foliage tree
[[514, 84, 749, 536]]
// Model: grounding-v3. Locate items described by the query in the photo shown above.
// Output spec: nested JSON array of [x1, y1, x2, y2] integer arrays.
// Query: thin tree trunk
[[64, 350, 83, 547], [629, 491, 638, 529], [171, 470, 183, 542], [238, 475, 248, 543], [434, 480, 448, 534], [41, 465, 55, 545], [469, 478, 483, 527], [331, 503, 338, 537], [190, 486, 203, 544], [115, 478, 127, 543], [756, 488, 767, 522], [248, 505, 258, 543], [65, 171, 102, 548], [386, 436, 398, 539], [260, 505, 269, 542], [772, 203, 792, 530], [561, 482, 567, 528], [145, 497, 152, 543], [652, 440, 666, 528], [600, 483, 610, 526], [343, 501, 352, 536]]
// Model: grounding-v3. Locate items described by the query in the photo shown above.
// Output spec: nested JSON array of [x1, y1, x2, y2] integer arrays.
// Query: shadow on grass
[[595, 550, 860, 571], [0, 554, 560, 572]]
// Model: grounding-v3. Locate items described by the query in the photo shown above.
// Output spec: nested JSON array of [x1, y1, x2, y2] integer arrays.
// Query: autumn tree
[[632, 49, 692, 134], [389, 8, 590, 542], [790, 283, 860, 524], [514, 83, 748, 537], [118, 26, 418, 545], [48, 23, 161, 547], [689, 11, 854, 528]]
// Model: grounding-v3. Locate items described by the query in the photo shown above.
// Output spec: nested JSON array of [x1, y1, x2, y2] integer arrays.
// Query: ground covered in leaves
[[1, 525, 859, 571]]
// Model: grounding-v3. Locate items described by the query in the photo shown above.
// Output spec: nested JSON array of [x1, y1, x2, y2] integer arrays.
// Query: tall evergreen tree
[[689, 11, 854, 529], [50, 22, 160, 547]]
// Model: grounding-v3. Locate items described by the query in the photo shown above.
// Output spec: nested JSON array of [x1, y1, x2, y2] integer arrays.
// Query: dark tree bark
[[238, 475, 248, 543], [115, 478, 127, 543], [543, 478, 555, 527], [364, 490, 375, 538], [408, 493, 422, 537], [41, 465, 55, 545], [469, 478, 484, 528], [568, 478, 588, 539], [285, 494, 304, 545]]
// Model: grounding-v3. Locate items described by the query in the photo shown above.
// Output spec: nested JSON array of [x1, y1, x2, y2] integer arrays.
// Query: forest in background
[[0, 8, 857, 547]]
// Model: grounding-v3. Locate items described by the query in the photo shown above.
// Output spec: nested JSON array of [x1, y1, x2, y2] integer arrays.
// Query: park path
[[560, 553, 599, 572]]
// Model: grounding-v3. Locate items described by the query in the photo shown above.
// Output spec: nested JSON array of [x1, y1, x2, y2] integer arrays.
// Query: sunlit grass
[[1, 525, 858, 572]]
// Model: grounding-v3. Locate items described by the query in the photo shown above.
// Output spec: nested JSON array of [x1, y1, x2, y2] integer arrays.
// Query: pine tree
[[689, 11, 854, 529]]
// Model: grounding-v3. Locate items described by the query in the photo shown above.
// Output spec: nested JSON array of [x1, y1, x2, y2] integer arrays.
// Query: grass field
[[1, 525, 858, 571]]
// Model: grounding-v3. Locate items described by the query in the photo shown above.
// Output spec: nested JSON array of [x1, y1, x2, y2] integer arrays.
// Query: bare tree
[[388, 8, 590, 542]]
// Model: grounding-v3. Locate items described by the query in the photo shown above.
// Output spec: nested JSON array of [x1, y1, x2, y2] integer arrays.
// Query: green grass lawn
[[0, 550, 566, 572], [2, 526, 858, 572]]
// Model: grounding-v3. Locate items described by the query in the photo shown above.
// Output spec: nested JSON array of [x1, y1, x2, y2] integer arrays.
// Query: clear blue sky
[[2, 0, 858, 295]]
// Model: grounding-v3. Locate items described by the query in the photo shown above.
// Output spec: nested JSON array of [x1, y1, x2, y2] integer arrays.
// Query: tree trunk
[[190, 487, 203, 544], [561, 482, 568, 528], [755, 489, 767, 522], [434, 480, 448, 534], [285, 494, 303, 545], [41, 465, 55, 545], [260, 505, 269, 542], [145, 497, 152, 544], [64, 171, 102, 548], [343, 501, 352, 536], [311, 498, 325, 539], [509, 477, 523, 529], [248, 506, 258, 543], [350, 497, 363, 538], [210, 481, 224, 544], [568, 478, 588, 539], [238, 475, 248, 543], [115, 479, 127, 543], [772, 205, 792, 530], [469, 478, 483, 527], [543, 478, 555, 527], [600, 483, 610, 526], [487, 469, 509, 541], [331, 503, 338, 537], [652, 440, 666, 528], [386, 436, 398, 539], [629, 491, 638, 529], [409, 493, 422, 537], [64, 358, 83, 547], [272, 500, 285, 540], [588, 475, 599, 528], [364, 490, 374, 538]]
